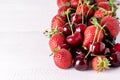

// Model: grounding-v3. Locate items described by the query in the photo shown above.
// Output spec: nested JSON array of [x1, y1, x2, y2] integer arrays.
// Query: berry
[[62, 23, 73, 36], [87, 42, 105, 55], [92, 56, 110, 72], [98, 2, 112, 11], [101, 15, 120, 38], [76, 4, 88, 15], [95, 0, 107, 4], [83, 25, 104, 47], [89, 0, 96, 5], [59, 43, 70, 50], [70, 0, 79, 8], [51, 14, 66, 29], [58, 6, 69, 16], [75, 24, 86, 33], [49, 33, 65, 51], [73, 53, 88, 70], [94, 9, 105, 19], [112, 43, 120, 52], [70, 13, 82, 24], [66, 32, 83, 46], [54, 49, 72, 69], [57, 0, 70, 8], [109, 52, 120, 67]]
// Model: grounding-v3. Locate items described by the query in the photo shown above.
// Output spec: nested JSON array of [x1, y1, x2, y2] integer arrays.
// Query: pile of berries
[[45, 0, 120, 72]]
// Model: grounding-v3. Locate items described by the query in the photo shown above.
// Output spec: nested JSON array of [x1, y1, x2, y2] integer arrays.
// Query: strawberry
[[92, 56, 110, 72], [58, 6, 69, 16], [95, 0, 107, 4], [57, 0, 70, 8], [54, 49, 72, 69], [83, 25, 104, 47], [100, 15, 120, 38], [51, 14, 66, 29], [70, 0, 79, 8], [76, 4, 94, 18], [94, 9, 105, 19], [76, 4, 88, 15], [49, 33, 65, 51], [98, 2, 112, 11]]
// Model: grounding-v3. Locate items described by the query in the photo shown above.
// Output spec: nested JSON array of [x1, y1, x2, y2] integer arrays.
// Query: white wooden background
[[0, 0, 120, 80]]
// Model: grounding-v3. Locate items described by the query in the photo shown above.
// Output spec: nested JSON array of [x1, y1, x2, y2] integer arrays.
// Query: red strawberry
[[94, 9, 105, 19], [83, 25, 104, 47], [58, 6, 69, 16], [49, 33, 65, 51], [76, 4, 94, 18], [70, 0, 79, 8], [54, 49, 72, 69], [92, 56, 110, 72], [76, 4, 88, 15], [98, 2, 112, 11], [100, 15, 120, 38], [57, 0, 70, 8], [51, 14, 66, 29], [95, 0, 107, 4]]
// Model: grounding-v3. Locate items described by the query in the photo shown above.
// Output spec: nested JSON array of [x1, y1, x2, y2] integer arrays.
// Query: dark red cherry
[[112, 43, 120, 52], [59, 43, 70, 50], [62, 23, 75, 36], [73, 53, 88, 70], [87, 42, 105, 55], [103, 48, 111, 55], [87, 9, 94, 18], [66, 32, 83, 46], [70, 13, 82, 24], [109, 51, 120, 67], [89, 0, 95, 5], [75, 24, 86, 33]]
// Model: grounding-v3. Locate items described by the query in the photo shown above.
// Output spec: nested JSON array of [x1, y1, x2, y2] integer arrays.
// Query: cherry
[[73, 53, 88, 70], [59, 43, 70, 50], [66, 32, 83, 46], [87, 42, 105, 55], [87, 8, 94, 19], [112, 43, 120, 52], [70, 13, 82, 24], [62, 23, 75, 36], [89, 0, 95, 5], [103, 48, 111, 55], [75, 24, 86, 33], [109, 51, 120, 67]]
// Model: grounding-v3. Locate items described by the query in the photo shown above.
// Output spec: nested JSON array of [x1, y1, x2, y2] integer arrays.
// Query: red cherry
[[75, 24, 86, 33], [112, 43, 120, 52], [73, 53, 88, 70], [62, 23, 75, 36], [87, 42, 105, 55], [70, 13, 82, 24], [66, 32, 83, 46], [109, 52, 120, 67]]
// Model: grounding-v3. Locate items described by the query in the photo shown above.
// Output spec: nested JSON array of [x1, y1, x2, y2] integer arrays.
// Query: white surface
[[0, 0, 120, 80]]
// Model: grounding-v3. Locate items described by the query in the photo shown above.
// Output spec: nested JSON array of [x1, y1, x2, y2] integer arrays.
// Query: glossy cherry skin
[[59, 43, 70, 50], [112, 43, 120, 52], [70, 13, 82, 24], [73, 53, 88, 70], [66, 32, 83, 46], [62, 23, 72, 36], [87, 42, 105, 55], [75, 24, 86, 33], [109, 51, 120, 67], [89, 0, 95, 5]]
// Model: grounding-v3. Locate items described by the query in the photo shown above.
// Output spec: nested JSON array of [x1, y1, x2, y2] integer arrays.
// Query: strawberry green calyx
[[95, 56, 110, 72]]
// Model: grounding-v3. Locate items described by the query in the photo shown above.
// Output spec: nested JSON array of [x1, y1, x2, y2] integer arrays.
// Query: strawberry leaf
[[91, 17, 99, 27], [108, 0, 114, 6]]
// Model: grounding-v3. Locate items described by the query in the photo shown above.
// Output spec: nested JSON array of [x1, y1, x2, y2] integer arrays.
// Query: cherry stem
[[66, 9, 74, 35]]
